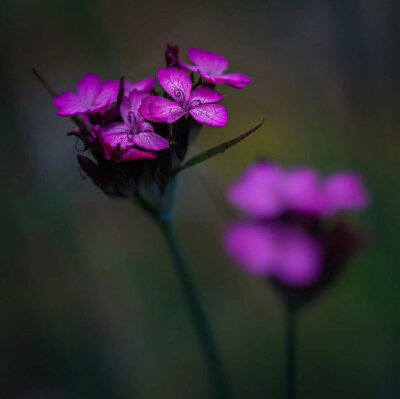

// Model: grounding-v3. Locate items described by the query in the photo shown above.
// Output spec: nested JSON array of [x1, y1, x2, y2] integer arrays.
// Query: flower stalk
[[285, 306, 297, 399]]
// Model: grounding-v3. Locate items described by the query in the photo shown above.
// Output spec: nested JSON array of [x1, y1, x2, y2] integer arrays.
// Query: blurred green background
[[1, 0, 399, 398]]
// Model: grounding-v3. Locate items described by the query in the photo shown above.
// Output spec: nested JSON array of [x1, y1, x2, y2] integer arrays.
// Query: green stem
[[285, 307, 297, 399], [158, 219, 234, 399]]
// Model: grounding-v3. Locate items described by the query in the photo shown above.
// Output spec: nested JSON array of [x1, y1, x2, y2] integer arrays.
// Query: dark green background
[[1, 0, 399, 398]]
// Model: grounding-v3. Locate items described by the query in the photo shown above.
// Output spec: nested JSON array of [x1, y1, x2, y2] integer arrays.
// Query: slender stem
[[285, 306, 297, 399], [158, 219, 234, 399]]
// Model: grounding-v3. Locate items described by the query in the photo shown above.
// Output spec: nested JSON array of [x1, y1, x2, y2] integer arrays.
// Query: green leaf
[[172, 119, 264, 176]]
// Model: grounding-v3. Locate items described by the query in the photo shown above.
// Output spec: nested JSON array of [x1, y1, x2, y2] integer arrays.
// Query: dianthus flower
[[224, 161, 370, 292]]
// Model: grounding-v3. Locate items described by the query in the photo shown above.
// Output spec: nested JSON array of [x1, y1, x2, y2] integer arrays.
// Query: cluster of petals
[[139, 67, 228, 127], [224, 161, 370, 287], [224, 221, 323, 287], [228, 162, 370, 219], [53, 46, 253, 162]]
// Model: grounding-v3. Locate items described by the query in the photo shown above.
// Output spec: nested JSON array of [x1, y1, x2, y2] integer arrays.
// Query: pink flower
[[180, 48, 252, 89], [53, 73, 119, 116], [139, 67, 228, 127], [224, 222, 323, 287], [99, 90, 169, 162], [228, 162, 370, 218]]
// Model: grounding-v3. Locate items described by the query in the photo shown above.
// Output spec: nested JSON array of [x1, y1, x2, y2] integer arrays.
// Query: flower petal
[[284, 169, 327, 215], [77, 73, 101, 107], [324, 173, 370, 213], [53, 91, 86, 116], [199, 73, 252, 88], [148, 97, 185, 124], [120, 90, 150, 124], [227, 162, 285, 218], [94, 80, 120, 109], [275, 225, 323, 287], [126, 77, 156, 93], [223, 221, 323, 287], [158, 67, 192, 104], [220, 73, 253, 88], [101, 122, 131, 150], [189, 87, 224, 105], [188, 48, 228, 75], [223, 222, 277, 276], [120, 147, 157, 162], [133, 132, 169, 151], [189, 104, 228, 126]]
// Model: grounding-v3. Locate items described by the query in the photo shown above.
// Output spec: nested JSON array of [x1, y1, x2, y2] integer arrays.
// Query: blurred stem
[[155, 186, 233, 399], [285, 306, 297, 399]]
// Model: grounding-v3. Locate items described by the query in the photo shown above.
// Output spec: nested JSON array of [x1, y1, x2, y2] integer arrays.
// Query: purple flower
[[54, 73, 119, 116], [139, 67, 228, 127], [228, 162, 370, 218], [180, 48, 252, 89], [99, 90, 169, 162], [224, 221, 323, 287]]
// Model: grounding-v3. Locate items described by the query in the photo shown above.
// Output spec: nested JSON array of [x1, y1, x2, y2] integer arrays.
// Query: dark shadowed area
[[1, 0, 399, 398]]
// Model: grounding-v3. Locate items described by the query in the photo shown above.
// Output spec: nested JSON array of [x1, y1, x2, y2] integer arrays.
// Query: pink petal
[[189, 104, 228, 127], [276, 225, 323, 287], [189, 87, 224, 104], [199, 73, 252, 89], [188, 48, 228, 75], [101, 122, 131, 150], [223, 222, 277, 276], [126, 77, 156, 93], [148, 97, 185, 124], [158, 67, 192, 104], [120, 147, 157, 162], [324, 173, 370, 213], [220, 73, 253, 88], [120, 90, 150, 124], [228, 162, 285, 218], [53, 91, 86, 116], [223, 222, 323, 287], [138, 96, 156, 121], [133, 132, 169, 151], [94, 80, 120, 108], [284, 169, 328, 215], [77, 73, 101, 107]]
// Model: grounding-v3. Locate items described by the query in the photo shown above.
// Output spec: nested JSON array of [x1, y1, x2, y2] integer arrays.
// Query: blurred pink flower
[[54, 73, 119, 116], [180, 48, 252, 89], [224, 222, 323, 287], [228, 162, 370, 218], [139, 67, 228, 127]]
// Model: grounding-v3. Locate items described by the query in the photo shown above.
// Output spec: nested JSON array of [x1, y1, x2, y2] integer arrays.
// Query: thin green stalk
[[158, 219, 234, 399], [285, 307, 297, 399]]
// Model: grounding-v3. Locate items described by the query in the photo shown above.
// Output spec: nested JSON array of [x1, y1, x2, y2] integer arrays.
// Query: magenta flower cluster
[[224, 162, 370, 288], [53, 47, 252, 163]]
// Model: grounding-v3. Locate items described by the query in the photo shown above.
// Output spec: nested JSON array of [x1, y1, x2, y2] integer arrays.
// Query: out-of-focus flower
[[99, 90, 169, 162], [180, 48, 252, 89], [53, 73, 119, 116], [139, 67, 228, 126], [224, 161, 370, 294], [228, 162, 369, 218]]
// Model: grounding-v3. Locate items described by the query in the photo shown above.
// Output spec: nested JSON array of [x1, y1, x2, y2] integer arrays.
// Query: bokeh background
[[1, 0, 399, 398]]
